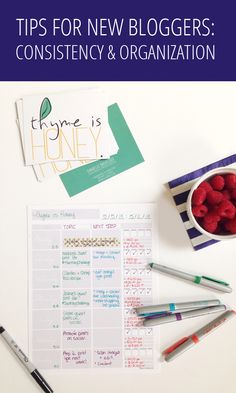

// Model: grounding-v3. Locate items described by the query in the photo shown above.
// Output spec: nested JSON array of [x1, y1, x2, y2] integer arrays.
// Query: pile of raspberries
[[191, 173, 236, 234]]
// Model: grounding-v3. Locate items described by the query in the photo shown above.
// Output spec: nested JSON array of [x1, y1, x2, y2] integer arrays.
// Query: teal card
[[60, 103, 144, 196]]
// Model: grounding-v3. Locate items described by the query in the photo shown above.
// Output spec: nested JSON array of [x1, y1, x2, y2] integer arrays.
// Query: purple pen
[[143, 305, 226, 327]]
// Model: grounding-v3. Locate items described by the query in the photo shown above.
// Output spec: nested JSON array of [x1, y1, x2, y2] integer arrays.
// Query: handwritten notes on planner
[[28, 205, 159, 370]]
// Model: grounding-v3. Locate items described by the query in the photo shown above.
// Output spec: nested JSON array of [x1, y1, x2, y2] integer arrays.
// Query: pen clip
[[139, 311, 170, 317], [201, 275, 230, 286], [162, 337, 189, 355], [144, 312, 172, 319]]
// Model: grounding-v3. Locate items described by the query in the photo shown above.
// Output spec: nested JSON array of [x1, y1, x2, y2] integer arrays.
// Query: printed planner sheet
[[28, 205, 159, 370]]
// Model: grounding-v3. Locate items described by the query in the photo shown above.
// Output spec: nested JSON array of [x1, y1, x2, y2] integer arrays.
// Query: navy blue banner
[[0, 1, 236, 81]]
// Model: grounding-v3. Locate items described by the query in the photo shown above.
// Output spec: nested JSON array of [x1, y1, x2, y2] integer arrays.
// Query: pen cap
[[194, 309, 236, 339]]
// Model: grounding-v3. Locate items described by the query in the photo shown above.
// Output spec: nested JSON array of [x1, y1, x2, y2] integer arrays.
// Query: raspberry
[[192, 188, 206, 206], [225, 219, 236, 234], [204, 212, 221, 224], [222, 190, 231, 201], [231, 189, 236, 200], [217, 200, 236, 219], [192, 205, 208, 218], [203, 220, 218, 233], [225, 174, 236, 190], [210, 175, 225, 191], [199, 181, 212, 193], [215, 222, 224, 234], [206, 190, 223, 205]]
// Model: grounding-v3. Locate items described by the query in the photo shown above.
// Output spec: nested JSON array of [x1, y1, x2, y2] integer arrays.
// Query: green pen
[[149, 263, 232, 293]]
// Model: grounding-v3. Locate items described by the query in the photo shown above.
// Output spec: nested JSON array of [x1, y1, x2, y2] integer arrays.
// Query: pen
[[0, 324, 53, 393], [143, 305, 226, 326], [136, 299, 221, 316], [141, 312, 172, 318], [149, 263, 232, 293], [163, 309, 236, 362]]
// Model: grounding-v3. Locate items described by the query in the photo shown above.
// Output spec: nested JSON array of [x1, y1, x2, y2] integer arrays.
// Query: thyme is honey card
[[19, 89, 118, 165]]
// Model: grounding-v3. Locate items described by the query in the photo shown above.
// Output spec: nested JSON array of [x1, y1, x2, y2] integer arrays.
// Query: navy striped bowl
[[186, 168, 236, 241]]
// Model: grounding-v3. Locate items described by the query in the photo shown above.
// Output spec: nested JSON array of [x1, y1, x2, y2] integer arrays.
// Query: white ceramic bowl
[[186, 167, 236, 241]]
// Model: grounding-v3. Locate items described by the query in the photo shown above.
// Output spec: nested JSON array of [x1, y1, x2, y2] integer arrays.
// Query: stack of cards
[[16, 88, 119, 182], [16, 89, 144, 196]]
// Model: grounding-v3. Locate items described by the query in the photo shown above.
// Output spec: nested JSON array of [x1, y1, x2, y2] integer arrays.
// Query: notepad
[[28, 204, 159, 370]]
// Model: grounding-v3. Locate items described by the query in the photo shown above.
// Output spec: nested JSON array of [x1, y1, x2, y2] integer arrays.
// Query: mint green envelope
[[60, 103, 144, 196]]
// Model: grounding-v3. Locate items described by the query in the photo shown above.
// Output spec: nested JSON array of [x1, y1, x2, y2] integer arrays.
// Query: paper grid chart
[[28, 205, 159, 370]]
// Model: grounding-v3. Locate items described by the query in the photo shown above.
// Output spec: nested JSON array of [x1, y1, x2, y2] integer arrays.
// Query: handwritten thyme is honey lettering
[[30, 97, 103, 161]]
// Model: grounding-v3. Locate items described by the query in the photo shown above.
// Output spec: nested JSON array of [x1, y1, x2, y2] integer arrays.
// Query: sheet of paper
[[28, 205, 159, 370], [16, 95, 118, 181], [60, 103, 144, 196], [19, 89, 118, 165]]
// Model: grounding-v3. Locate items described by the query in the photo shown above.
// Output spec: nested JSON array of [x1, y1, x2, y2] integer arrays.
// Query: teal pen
[[149, 263, 232, 293], [136, 299, 221, 316]]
